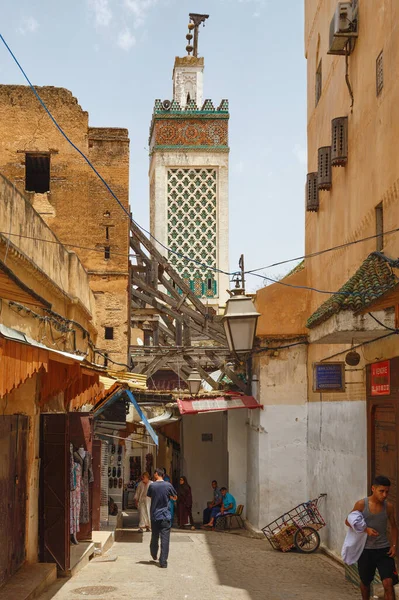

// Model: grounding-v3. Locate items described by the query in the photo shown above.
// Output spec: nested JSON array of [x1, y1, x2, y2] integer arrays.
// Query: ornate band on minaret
[[149, 15, 229, 309]]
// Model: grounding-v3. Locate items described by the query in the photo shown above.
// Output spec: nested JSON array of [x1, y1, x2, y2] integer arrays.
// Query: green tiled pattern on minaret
[[167, 168, 217, 298]]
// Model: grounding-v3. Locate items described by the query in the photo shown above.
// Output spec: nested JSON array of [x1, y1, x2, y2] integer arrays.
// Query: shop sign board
[[371, 360, 390, 396], [313, 362, 345, 392]]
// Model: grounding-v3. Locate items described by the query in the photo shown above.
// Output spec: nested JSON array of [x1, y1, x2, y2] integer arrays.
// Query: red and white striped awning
[[177, 393, 262, 415]]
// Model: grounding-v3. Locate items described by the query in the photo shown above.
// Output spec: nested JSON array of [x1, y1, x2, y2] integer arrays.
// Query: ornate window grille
[[167, 168, 218, 298], [331, 117, 348, 167], [376, 51, 384, 96], [306, 172, 319, 212], [318, 146, 332, 191]]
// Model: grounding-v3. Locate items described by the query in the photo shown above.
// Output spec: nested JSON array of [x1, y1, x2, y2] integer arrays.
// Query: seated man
[[203, 480, 222, 524], [203, 486, 236, 528]]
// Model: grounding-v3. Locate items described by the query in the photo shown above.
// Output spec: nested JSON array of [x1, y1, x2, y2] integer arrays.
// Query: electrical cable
[[245, 229, 399, 275], [0, 230, 134, 258], [1, 33, 399, 299], [94, 348, 132, 370], [368, 312, 398, 333], [0, 32, 230, 277]]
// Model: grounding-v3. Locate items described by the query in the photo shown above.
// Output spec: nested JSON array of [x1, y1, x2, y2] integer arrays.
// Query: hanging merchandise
[[130, 456, 141, 481], [145, 453, 153, 476], [70, 444, 81, 545], [78, 445, 94, 525]]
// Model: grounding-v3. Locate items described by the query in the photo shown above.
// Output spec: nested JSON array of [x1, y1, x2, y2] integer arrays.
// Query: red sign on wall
[[371, 361, 390, 396]]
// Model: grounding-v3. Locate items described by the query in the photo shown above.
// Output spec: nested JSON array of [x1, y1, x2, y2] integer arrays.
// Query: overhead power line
[[1, 33, 398, 300]]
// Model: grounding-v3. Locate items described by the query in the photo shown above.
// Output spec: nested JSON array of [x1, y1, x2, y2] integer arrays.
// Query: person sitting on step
[[203, 487, 236, 528]]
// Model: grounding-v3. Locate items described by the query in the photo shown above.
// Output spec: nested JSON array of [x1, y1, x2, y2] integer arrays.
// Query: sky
[[1, 0, 307, 292]]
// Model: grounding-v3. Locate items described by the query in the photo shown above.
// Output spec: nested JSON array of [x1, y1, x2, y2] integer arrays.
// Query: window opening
[[103, 352, 108, 368], [375, 203, 384, 251], [376, 51, 384, 96], [25, 153, 50, 193], [105, 226, 110, 240], [104, 246, 111, 260], [187, 92, 191, 104], [105, 326, 114, 340], [207, 277, 212, 290], [315, 60, 322, 106]]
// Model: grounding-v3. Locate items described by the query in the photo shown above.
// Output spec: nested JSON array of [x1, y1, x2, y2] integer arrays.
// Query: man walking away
[[345, 475, 398, 600], [147, 467, 177, 568]]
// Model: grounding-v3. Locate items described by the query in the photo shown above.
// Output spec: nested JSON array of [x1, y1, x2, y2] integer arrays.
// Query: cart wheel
[[294, 527, 320, 553]]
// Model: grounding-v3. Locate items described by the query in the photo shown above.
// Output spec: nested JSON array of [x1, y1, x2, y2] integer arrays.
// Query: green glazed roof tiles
[[306, 253, 399, 329]]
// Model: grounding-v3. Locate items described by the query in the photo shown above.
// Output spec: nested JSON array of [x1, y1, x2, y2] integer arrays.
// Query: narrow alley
[[36, 514, 358, 600]]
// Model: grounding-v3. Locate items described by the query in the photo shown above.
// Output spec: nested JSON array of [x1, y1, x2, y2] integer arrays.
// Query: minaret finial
[[186, 13, 209, 57]]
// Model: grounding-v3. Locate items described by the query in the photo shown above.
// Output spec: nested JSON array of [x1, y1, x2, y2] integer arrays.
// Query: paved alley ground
[[37, 520, 360, 600]]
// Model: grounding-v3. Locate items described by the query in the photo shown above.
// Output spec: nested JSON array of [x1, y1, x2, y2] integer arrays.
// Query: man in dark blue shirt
[[147, 467, 177, 568]]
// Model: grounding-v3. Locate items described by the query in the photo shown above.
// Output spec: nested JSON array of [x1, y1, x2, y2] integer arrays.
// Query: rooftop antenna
[[186, 13, 209, 57]]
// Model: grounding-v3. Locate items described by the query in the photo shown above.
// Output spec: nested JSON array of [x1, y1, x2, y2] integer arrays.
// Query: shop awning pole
[[125, 389, 159, 446]]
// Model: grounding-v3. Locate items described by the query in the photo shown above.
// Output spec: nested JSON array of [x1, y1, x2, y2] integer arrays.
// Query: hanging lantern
[[187, 368, 202, 396], [222, 293, 260, 354]]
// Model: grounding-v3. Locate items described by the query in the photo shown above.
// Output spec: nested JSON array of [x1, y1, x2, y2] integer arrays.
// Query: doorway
[[0, 415, 28, 586]]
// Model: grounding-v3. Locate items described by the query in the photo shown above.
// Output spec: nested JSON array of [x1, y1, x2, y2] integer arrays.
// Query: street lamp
[[187, 368, 202, 396], [222, 258, 260, 355]]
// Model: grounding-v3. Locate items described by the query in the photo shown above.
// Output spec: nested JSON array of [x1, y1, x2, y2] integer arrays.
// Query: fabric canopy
[[177, 394, 262, 415]]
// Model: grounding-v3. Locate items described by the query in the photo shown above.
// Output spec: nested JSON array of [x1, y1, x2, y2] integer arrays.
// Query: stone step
[[92, 530, 115, 555], [0, 563, 57, 600]]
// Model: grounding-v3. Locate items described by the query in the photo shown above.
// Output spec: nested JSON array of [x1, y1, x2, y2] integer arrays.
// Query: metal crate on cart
[[262, 494, 327, 554]]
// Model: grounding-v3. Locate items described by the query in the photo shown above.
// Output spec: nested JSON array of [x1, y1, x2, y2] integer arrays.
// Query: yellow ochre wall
[[0, 86, 131, 367]]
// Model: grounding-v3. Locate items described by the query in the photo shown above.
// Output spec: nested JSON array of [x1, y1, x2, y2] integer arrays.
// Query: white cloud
[[293, 143, 307, 166], [124, 0, 159, 29], [117, 28, 136, 51], [253, 11, 261, 18], [17, 16, 39, 35], [88, 0, 112, 27]]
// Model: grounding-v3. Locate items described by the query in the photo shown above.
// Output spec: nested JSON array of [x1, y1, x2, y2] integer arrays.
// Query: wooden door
[[40, 414, 70, 571], [372, 405, 397, 511], [0, 416, 28, 586], [11, 416, 28, 574]]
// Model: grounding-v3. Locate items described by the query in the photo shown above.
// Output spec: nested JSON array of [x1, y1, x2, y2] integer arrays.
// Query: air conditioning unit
[[328, 2, 358, 56]]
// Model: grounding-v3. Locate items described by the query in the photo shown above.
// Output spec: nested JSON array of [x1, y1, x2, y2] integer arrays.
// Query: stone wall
[[0, 85, 130, 366]]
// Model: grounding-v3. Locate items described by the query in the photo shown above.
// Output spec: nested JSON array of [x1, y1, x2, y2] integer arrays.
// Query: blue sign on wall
[[313, 362, 345, 392]]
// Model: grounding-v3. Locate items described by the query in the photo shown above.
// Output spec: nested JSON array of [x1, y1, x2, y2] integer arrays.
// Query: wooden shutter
[[306, 172, 319, 212], [318, 146, 332, 190], [331, 117, 348, 166]]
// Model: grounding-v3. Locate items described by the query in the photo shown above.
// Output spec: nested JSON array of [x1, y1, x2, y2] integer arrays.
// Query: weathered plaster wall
[[305, 1, 399, 315], [302, 0, 399, 555], [307, 400, 367, 557], [255, 267, 310, 338], [227, 409, 248, 515], [0, 174, 94, 318], [0, 86, 130, 366], [247, 346, 308, 530], [182, 412, 228, 521]]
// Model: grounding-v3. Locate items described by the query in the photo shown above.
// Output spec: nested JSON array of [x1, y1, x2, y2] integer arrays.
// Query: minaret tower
[[149, 14, 229, 310]]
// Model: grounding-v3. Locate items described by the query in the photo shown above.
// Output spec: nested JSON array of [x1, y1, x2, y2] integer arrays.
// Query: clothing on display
[[79, 447, 94, 524], [70, 446, 83, 540]]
